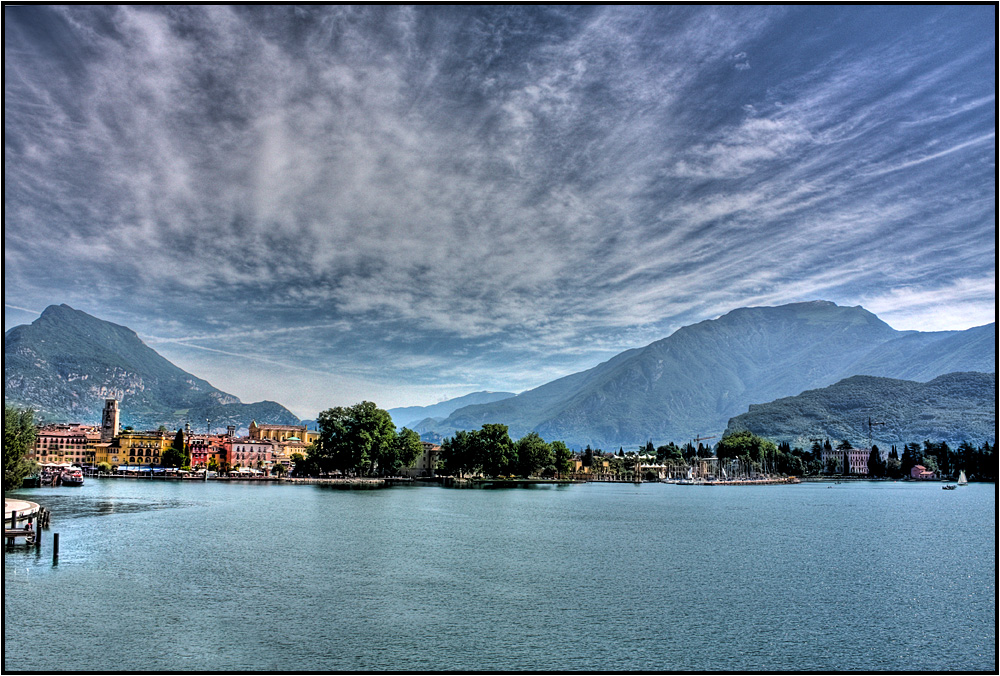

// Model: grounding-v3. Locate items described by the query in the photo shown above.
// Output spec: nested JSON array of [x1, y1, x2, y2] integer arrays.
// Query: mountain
[[724, 372, 996, 448], [387, 391, 516, 429], [4, 304, 301, 431], [424, 301, 994, 449]]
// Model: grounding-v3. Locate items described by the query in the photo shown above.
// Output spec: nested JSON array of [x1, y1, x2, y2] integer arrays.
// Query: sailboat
[[957, 470, 968, 486]]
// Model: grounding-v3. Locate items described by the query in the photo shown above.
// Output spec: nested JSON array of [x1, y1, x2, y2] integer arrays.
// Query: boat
[[957, 470, 968, 486], [60, 468, 85, 487], [942, 484, 956, 490]]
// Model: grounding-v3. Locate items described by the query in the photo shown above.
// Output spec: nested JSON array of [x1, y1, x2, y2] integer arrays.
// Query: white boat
[[957, 470, 968, 486], [60, 468, 85, 486]]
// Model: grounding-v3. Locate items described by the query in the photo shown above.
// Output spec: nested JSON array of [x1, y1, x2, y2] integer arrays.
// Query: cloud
[[4, 6, 995, 410]]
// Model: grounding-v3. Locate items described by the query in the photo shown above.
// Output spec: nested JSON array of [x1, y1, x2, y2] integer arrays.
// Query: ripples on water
[[4, 479, 995, 671]]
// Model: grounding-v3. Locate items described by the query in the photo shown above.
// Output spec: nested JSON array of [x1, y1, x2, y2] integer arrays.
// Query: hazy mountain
[[387, 391, 516, 429], [4, 304, 301, 431], [427, 301, 994, 449], [725, 372, 996, 448], [838, 323, 994, 381]]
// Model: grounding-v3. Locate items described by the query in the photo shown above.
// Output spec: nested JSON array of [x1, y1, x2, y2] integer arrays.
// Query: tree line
[[440, 425, 573, 478]]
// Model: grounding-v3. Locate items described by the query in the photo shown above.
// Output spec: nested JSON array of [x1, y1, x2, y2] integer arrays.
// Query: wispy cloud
[[4, 5, 995, 412]]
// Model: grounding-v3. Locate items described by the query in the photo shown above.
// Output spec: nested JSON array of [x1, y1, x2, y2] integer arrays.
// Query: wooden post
[[52, 533, 59, 564]]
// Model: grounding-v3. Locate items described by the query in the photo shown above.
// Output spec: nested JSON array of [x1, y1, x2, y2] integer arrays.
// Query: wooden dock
[[5, 499, 47, 546]]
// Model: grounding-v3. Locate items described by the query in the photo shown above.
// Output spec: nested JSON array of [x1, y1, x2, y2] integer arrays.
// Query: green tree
[[161, 429, 189, 467], [513, 432, 552, 477], [393, 428, 424, 473], [97, 461, 112, 474], [473, 424, 515, 477], [272, 463, 287, 477], [441, 430, 475, 477], [717, 431, 778, 468], [314, 402, 397, 475], [867, 447, 885, 477], [551, 440, 572, 477], [582, 445, 594, 468], [4, 406, 38, 491]]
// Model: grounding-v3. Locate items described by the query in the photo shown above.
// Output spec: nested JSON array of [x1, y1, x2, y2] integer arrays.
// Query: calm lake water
[[4, 479, 995, 672]]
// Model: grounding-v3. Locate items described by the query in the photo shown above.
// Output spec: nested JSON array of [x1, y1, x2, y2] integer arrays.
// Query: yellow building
[[248, 421, 319, 445], [108, 430, 173, 467]]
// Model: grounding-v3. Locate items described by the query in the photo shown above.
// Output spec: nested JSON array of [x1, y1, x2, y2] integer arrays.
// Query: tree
[[441, 430, 474, 477], [473, 424, 515, 477], [97, 462, 112, 474], [393, 428, 424, 474], [900, 443, 921, 476], [314, 402, 397, 475], [582, 445, 594, 468], [867, 447, 884, 477], [513, 432, 552, 477], [551, 441, 572, 477], [717, 431, 778, 470], [272, 463, 287, 477], [4, 406, 38, 491], [161, 429, 188, 468]]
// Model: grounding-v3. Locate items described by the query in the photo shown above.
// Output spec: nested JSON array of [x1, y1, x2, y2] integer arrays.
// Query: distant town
[[16, 397, 996, 485]]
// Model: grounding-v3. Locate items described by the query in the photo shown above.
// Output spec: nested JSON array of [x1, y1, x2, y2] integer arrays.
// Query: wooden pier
[[5, 499, 48, 546]]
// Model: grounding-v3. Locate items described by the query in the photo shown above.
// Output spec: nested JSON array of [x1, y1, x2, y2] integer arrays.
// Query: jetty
[[5, 498, 49, 545]]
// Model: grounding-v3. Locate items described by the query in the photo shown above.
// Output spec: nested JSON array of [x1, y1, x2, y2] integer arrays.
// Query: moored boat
[[942, 484, 956, 490], [60, 468, 85, 486]]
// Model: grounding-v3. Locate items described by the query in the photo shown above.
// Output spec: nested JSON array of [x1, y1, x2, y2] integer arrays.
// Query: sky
[[4, 5, 996, 418]]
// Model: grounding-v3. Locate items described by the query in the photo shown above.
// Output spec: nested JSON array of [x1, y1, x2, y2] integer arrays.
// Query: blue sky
[[4, 6, 995, 418]]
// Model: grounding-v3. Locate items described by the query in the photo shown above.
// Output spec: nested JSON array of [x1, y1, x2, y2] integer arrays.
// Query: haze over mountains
[[4, 302, 993, 448], [724, 371, 995, 449], [4, 304, 300, 432], [420, 301, 993, 448], [387, 391, 515, 430]]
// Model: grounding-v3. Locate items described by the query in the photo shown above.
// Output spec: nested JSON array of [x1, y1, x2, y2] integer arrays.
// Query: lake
[[3, 479, 995, 671]]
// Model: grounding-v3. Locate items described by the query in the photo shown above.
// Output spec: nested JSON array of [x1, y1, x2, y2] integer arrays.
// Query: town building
[[31, 423, 101, 467], [248, 421, 319, 445], [400, 442, 442, 477], [100, 398, 120, 442], [109, 429, 173, 468], [910, 464, 937, 480], [188, 434, 231, 469], [227, 437, 276, 472]]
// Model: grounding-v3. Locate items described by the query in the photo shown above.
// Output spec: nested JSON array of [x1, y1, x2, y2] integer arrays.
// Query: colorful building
[[31, 424, 101, 467], [227, 437, 275, 472], [109, 430, 173, 468], [248, 421, 319, 445]]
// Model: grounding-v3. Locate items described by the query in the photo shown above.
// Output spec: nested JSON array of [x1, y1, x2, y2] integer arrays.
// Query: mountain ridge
[[724, 371, 996, 448], [4, 304, 301, 431], [426, 301, 994, 448]]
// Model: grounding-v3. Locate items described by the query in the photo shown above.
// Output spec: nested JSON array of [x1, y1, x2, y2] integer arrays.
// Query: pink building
[[910, 464, 937, 480], [226, 437, 275, 472]]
